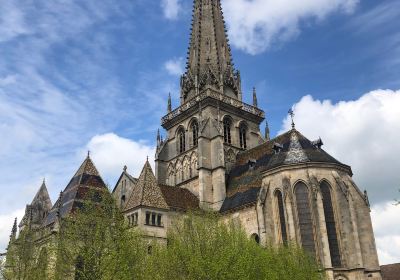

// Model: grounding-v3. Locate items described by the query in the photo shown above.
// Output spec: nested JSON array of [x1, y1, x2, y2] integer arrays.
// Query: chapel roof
[[124, 161, 200, 212], [19, 180, 52, 227], [381, 263, 400, 280], [124, 160, 169, 211], [221, 128, 350, 213], [43, 154, 108, 226]]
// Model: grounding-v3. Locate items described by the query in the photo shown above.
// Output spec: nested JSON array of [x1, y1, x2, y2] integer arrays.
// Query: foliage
[[54, 189, 146, 280], [144, 212, 324, 280]]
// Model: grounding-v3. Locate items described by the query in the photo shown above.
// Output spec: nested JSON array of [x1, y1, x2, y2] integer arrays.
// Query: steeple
[[180, 0, 241, 102], [265, 120, 270, 141]]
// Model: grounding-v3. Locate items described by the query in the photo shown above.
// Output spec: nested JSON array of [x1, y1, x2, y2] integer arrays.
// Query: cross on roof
[[288, 108, 295, 129]]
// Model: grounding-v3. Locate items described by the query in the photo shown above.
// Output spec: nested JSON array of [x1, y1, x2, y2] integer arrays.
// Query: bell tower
[[156, 0, 265, 210]]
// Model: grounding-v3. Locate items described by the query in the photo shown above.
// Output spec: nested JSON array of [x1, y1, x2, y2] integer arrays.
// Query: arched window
[[178, 128, 185, 153], [320, 181, 341, 267], [191, 121, 199, 147], [275, 190, 288, 244], [239, 123, 247, 149], [251, 233, 260, 244], [295, 182, 316, 256], [223, 117, 232, 144]]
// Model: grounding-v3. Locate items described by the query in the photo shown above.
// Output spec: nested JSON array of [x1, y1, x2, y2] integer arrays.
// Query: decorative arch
[[320, 180, 342, 267], [294, 182, 316, 256], [182, 156, 190, 181], [274, 189, 288, 244], [190, 152, 198, 177], [223, 116, 232, 144], [167, 162, 175, 186], [175, 161, 183, 184]]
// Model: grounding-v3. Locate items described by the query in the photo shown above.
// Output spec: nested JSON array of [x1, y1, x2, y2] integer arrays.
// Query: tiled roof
[[159, 185, 200, 211], [381, 263, 400, 280], [43, 155, 108, 226], [124, 161, 169, 211], [222, 129, 349, 213]]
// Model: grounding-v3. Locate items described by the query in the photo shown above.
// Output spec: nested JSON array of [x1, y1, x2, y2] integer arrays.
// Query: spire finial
[[253, 87, 258, 107], [87, 150, 90, 158], [123, 165, 127, 172], [288, 108, 295, 129], [146, 156, 149, 162], [265, 120, 270, 141], [43, 177, 46, 184], [167, 93, 172, 113]]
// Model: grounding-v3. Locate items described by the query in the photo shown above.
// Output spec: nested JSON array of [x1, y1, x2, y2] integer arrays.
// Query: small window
[[145, 211, 163, 227], [157, 214, 162, 226], [151, 213, 156, 225]]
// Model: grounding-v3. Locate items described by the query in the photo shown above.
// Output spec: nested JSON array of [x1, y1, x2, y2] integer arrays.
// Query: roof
[[381, 263, 400, 280], [19, 180, 52, 227], [124, 160, 169, 211], [43, 155, 108, 226], [221, 129, 349, 213], [159, 185, 200, 211]]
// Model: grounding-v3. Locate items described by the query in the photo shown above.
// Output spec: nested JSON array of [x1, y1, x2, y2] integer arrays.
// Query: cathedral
[[9, 1, 385, 279]]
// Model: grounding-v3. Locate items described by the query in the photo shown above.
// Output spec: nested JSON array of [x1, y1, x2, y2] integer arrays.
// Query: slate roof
[[221, 129, 350, 213], [19, 180, 52, 227], [43, 155, 108, 226], [159, 185, 200, 211], [124, 160, 169, 211], [112, 167, 138, 194], [381, 263, 400, 280]]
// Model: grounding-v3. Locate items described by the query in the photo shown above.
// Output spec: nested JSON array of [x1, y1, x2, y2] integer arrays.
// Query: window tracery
[[223, 117, 232, 144]]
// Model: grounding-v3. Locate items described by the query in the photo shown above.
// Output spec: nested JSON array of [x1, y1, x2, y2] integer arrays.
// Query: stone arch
[[334, 274, 348, 280], [320, 179, 342, 267], [294, 181, 316, 256], [238, 121, 248, 149]]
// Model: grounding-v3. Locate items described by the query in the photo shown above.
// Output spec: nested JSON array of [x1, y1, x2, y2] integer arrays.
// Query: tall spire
[[180, 0, 241, 102], [265, 120, 270, 141]]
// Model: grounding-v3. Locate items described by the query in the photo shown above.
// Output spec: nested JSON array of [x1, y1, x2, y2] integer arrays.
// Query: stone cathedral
[[11, 1, 384, 280]]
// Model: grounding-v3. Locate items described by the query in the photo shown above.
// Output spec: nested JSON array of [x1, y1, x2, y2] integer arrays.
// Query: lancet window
[[191, 120, 199, 147], [223, 117, 232, 144], [178, 128, 186, 153], [275, 190, 288, 244], [239, 123, 247, 149], [320, 181, 341, 267], [295, 182, 316, 256]]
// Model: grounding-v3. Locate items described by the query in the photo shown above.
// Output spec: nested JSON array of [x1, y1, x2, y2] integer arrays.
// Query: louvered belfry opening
[[275, 190, 288, 244], [320, 181, 342, 267], [295, 182, 316, 256]]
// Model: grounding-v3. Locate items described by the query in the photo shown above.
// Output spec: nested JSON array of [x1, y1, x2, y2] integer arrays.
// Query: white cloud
[[279, 89, 400, 204], [164, 57, 184, 76], [0, 208, 24, 253], [161, 0, 182, 20], [371, 202, 400, 265], [222, 0, 359, 54], [85, 133, 156, 185]]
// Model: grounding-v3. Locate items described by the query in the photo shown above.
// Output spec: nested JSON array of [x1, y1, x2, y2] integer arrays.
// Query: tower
[[156, 0, 265, 210]]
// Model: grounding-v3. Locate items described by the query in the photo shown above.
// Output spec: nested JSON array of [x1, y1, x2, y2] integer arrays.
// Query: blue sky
[[0, 0, 399, 264]]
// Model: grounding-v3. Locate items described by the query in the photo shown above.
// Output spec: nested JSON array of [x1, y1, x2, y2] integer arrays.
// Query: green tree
[[54, 189, 146, 280], [144, 212, 324, 280]]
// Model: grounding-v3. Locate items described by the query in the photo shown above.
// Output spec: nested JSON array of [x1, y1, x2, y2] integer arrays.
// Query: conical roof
[[31, 180, 52, 210], [43, 155, 108, 226], [181, 0, 241, 102], [124, 160, 168, 211]]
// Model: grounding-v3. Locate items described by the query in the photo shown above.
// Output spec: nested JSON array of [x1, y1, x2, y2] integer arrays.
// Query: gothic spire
[[265, 120, 270, 141], [253, 87, 258, 107], [8, 218, 17, 248], [181, 0, 241, 102]]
